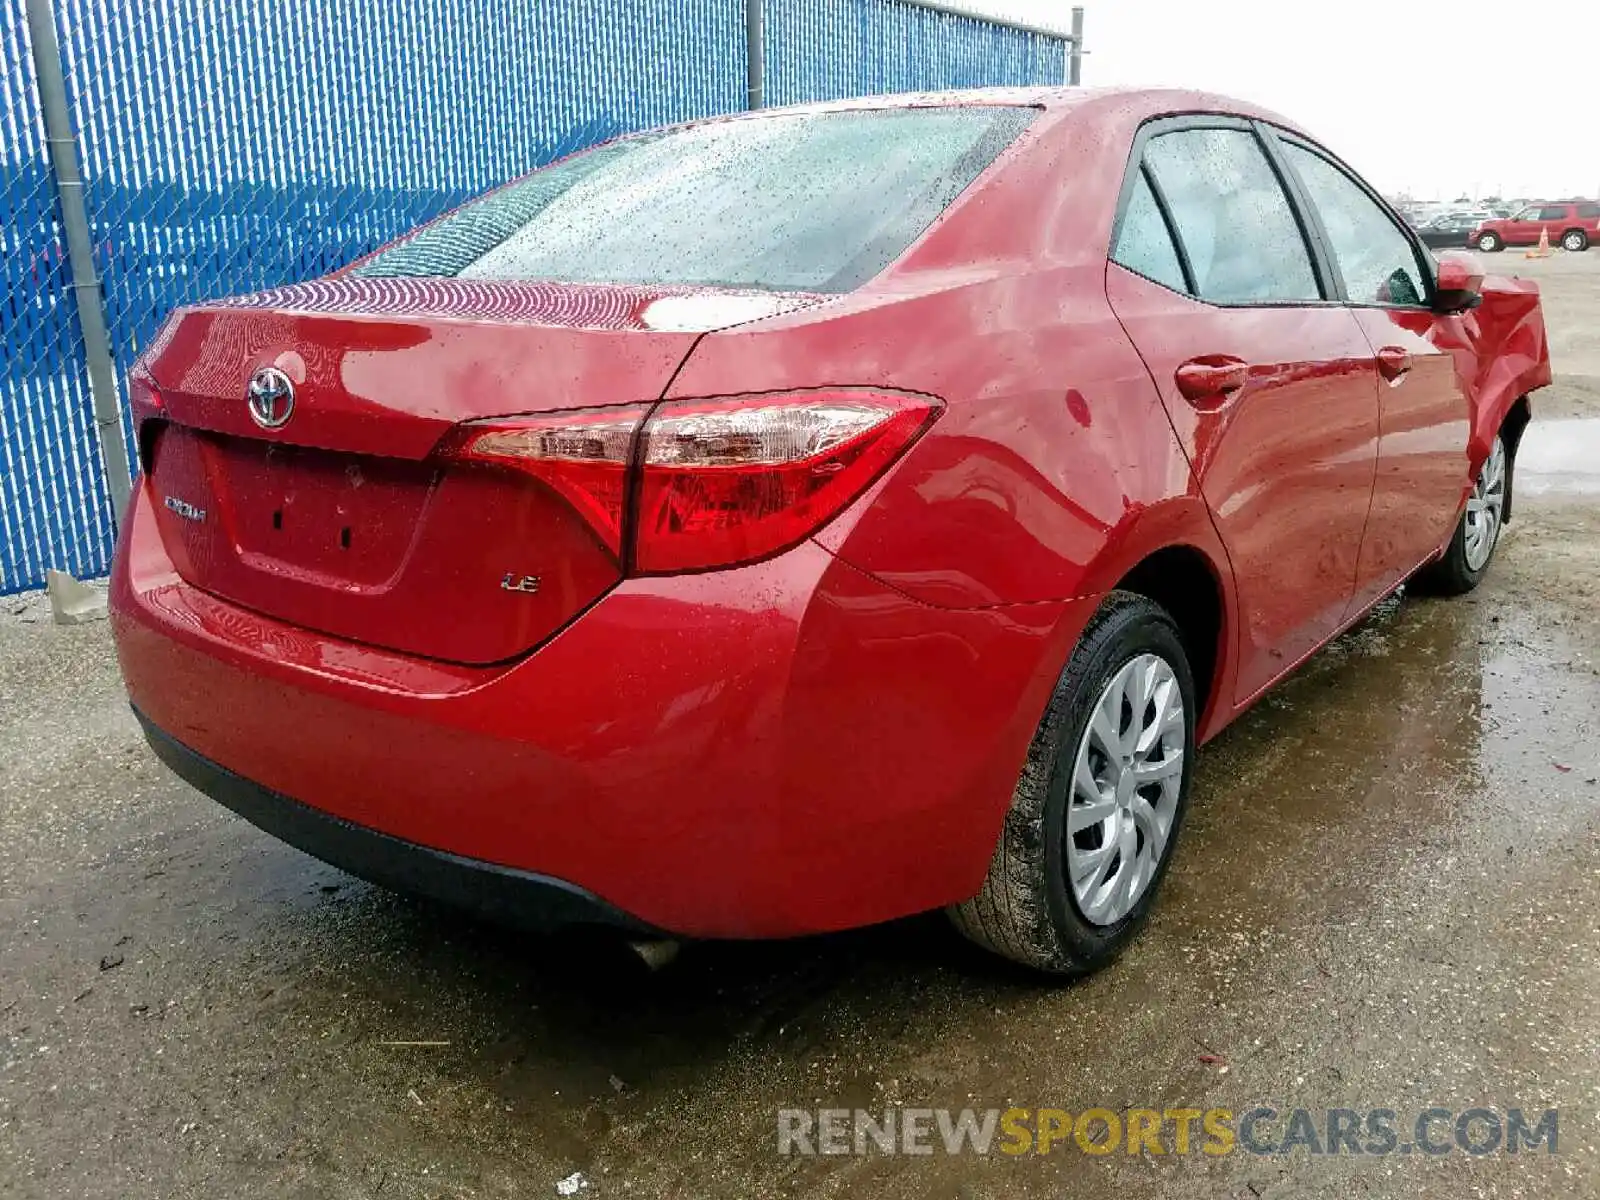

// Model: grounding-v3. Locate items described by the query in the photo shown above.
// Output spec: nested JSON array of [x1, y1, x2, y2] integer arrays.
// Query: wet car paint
[[111, 86, 1552, 943], [112, 516, 1099, 936]]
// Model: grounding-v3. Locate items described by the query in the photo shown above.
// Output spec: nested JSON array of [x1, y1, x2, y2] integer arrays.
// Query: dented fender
[[1464, 276, 1552, 465]]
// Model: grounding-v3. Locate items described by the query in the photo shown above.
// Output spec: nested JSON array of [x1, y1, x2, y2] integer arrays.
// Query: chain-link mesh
[[2, 1, 119, 590], [2, 0, 1070, 595], [764, 0, 1068, 105]]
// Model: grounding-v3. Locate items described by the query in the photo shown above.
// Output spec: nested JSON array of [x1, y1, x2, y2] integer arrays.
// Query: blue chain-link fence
[[1, 0, 1073, 595], [763, 0, 1067, 104]]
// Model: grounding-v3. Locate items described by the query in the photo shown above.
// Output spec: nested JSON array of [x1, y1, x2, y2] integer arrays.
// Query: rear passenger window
[[1143, 128, 1320, 304], [1280, 143, 1429, 307], [1575, 203, 1600, 219], [1112, 171, 1187, 293], [1539, 206, 1569, 221]]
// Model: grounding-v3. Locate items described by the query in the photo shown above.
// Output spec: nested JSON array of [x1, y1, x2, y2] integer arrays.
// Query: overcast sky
[[970, 0, 1597, 201]]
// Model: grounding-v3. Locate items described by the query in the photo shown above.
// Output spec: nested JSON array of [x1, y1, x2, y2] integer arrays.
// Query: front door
[[1505, 206, 1547, 246], [1105, 122, 1380, 704], [1271, 139, 1473, 614]]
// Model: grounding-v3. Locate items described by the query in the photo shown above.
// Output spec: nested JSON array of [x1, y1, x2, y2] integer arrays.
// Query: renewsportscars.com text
[[777, 1106, 1558, 1157]]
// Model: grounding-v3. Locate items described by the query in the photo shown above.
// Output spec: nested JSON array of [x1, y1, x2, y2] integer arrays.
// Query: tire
[[1561, 229, 1588, 252], [1477, 231, 1503, 252], [1413, 434, 1508, 596], [948, 591, 1197, 976]]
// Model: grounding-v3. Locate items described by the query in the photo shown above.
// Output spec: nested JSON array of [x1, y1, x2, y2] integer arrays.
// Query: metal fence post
[[1068, 7, 1084, 85], [746, 0, 764, 109], [24, 0, 133, 529]]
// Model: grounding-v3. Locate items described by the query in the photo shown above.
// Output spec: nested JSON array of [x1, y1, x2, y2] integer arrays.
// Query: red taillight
[[447, 405, 649, 556], [449, 389, 939, 572], [634, 390, 939, 572]]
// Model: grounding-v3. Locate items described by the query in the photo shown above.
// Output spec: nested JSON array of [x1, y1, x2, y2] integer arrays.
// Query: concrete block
[[45, 569, 108, 625]]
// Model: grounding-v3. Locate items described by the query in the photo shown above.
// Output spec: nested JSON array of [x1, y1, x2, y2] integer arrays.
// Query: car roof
[[678, 85, 1313, 139]]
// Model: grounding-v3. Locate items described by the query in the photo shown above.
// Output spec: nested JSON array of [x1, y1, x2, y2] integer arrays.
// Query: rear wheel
[[948, 592, 1196, 976], [1414, 435, 1507, 595], [1561, 229, 1588, 252], [1477, 231, 1503, 252]]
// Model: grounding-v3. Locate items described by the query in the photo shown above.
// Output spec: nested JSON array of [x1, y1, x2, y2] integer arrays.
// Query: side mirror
[[1434, 251, 1484, 313]]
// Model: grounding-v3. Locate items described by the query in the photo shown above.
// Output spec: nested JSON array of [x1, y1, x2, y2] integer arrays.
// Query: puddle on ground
[[1517, 417, 1600, 495]]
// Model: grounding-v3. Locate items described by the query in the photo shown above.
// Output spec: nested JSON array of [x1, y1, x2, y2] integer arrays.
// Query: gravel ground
[[2, 251, 1598, 1200]]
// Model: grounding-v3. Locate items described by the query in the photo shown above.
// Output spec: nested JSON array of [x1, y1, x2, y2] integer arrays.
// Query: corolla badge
[[247, 366, 295, 429], [162, 495, 206, 522]]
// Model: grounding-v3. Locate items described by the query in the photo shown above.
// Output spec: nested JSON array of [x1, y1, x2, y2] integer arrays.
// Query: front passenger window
[[1281, 143, 1428, 307]]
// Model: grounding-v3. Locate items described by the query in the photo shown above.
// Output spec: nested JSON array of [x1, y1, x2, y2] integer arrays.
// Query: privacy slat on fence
[[2, 0, 115, 587], [763, 0, 1065, 104], [0, 0, 1068, 595]]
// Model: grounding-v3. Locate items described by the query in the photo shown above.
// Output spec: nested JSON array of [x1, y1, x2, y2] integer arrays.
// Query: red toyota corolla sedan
[[111, 87, 1551, 975]]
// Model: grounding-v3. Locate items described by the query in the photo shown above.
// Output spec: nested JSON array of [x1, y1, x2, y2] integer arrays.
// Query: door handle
[[1376, 346, 1413, 382], [1174, 356, 1250, 408]]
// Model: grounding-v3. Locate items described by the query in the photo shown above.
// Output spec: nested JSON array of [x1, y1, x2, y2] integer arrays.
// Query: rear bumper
[[112, 477, 1093, 938], [137, 709, 654, 933]]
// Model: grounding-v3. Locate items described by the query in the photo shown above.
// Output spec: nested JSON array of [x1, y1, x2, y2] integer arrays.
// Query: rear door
[[1104, 119, 1380, 703], [1269, 134, 1472, 615]]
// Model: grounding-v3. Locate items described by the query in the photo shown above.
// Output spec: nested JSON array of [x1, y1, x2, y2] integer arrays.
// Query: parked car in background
[[112, 87, 1552, 977], [1471, 201, 1600, 251], [1414, 209, 1494, 248]]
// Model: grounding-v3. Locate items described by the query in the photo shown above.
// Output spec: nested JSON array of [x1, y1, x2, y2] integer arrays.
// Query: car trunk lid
[[138, 276, 822, 664]]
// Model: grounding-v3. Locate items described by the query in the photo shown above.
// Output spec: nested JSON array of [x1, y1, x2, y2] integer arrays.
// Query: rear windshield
[[353, 106, 1036, 293]]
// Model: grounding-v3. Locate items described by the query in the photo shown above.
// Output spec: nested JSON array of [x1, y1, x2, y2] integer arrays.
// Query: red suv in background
[[1471, 201, 1600, 252]]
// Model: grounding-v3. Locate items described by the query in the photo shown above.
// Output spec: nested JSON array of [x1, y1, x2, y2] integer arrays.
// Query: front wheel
[[1414, 435, 1507, 595], [1477, 231, 1503, 252], [948, 592, 1196, 976], [1561, 229, 1588, 252]]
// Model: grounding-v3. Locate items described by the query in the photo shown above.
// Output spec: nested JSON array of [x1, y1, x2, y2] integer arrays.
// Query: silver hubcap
[[1464, 436, 1506, 571], [1479, 235, 1495, 250], [1065, 653, 1186, 926], [1564, 233, 1583, 250]]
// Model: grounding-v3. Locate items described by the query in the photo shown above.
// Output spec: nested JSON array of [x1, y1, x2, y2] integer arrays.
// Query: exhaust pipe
[[626, 938, 681, 971]]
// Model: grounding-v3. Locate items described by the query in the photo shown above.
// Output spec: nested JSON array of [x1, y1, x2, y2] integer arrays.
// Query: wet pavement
[[1517, 417, 1600, 497], [3, 252, 1600, 1199]]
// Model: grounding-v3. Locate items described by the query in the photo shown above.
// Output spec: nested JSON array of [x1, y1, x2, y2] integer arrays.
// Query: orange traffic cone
[[1525, 228, 1552, 259]]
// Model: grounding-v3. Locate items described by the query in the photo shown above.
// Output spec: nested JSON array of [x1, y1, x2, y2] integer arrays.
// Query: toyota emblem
[[247, 366, 295, 429]]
